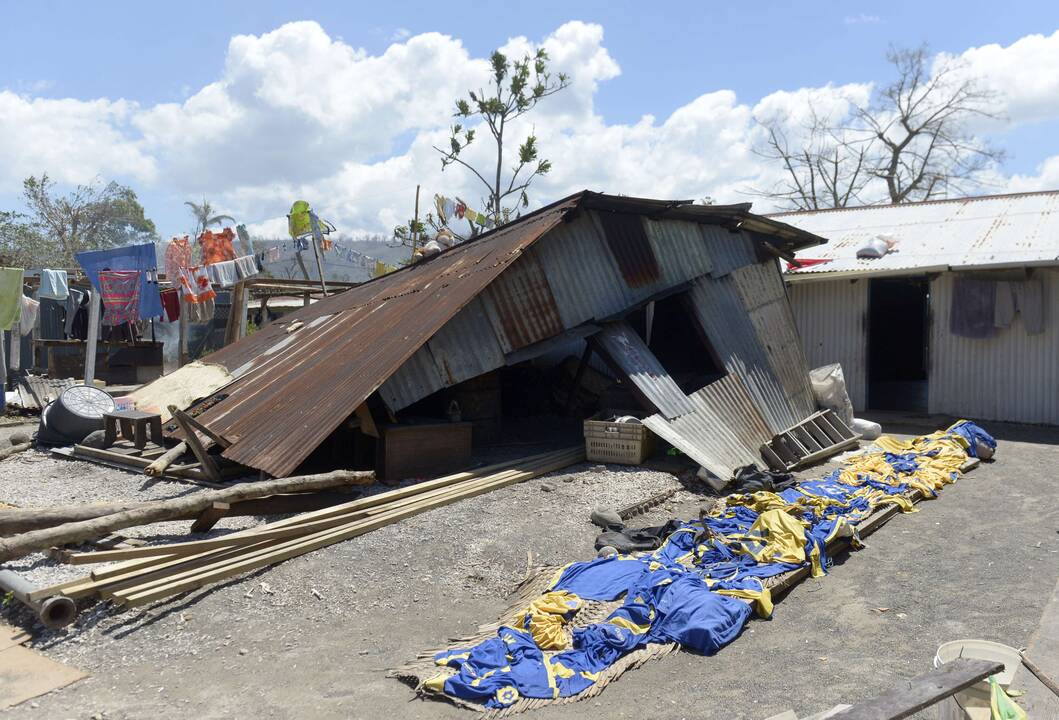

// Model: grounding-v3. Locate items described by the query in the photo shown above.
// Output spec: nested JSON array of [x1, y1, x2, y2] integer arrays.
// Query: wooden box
[[376, 422, 472, 483]]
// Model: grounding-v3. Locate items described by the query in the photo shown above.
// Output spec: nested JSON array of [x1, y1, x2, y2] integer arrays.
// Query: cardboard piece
[[0, 644, 87, 708]]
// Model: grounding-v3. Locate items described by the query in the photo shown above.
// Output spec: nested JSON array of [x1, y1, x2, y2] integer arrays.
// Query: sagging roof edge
[[327, 190, 826, 296]]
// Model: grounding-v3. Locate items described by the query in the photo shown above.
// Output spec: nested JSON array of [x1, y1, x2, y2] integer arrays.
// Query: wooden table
[[103, 410, 163, 450]]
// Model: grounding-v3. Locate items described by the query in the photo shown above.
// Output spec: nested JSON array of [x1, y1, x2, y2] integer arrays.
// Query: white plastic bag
[[809, 363, 855, 427], [850, 417, 881, 440]]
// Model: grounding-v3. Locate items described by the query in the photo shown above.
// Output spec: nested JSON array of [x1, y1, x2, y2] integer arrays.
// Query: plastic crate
[[583, 418, 653, 465]]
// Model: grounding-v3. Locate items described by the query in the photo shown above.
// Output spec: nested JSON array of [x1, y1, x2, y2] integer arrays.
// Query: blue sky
[[3, 1, 1059, 236]]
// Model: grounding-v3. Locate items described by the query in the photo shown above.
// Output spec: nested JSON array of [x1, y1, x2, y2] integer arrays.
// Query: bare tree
[[858, 46, 1004, 203], [435, 48, 570, 226], [752, 105, 873, 210], [752, 45, 1004, 209], [1, 175, 156, 267]]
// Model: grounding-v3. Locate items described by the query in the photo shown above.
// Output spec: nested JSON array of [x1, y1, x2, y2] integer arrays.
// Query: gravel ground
[[0, 418, 1056, 720]]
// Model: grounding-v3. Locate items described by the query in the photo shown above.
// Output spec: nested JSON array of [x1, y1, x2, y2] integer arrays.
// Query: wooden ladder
[[760, 409, 860, 472]]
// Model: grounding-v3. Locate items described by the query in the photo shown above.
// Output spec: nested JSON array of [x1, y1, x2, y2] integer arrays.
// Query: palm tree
[[184, 198, 235, 238]]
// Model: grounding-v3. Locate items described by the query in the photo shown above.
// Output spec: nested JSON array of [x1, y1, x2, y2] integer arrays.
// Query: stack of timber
[[31, 447, 584, 609]]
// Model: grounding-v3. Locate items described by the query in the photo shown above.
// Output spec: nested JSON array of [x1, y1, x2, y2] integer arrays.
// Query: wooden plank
[[170, 407, 231, 449], [189, 502, 231, 534], [354, 403, 379, 438], [170, 409, 222, 483], [32, 448, 582, 600], [828, 658, 1002, 720]]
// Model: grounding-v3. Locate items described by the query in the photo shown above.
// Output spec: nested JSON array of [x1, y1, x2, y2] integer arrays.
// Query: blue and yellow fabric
[[424, 421, 994, 709]]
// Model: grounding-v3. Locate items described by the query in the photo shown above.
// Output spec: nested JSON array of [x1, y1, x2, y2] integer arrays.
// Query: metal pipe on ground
[[0, 568, 78, 629]]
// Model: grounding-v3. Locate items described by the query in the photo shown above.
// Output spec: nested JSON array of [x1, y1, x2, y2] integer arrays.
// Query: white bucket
[[932, 639, 1021, 720]]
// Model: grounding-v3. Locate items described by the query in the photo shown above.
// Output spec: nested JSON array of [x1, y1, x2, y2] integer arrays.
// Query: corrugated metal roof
[[776, 190, 1059, 279], [643, 373, 771, 479], [161, 190, 823, 477], [592, 322, 695, 420], [187, 199, 577, 476]]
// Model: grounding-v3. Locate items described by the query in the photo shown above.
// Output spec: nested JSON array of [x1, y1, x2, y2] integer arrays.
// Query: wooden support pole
[[170, 407, 231, 449], [84, 288, 101, 384], [189, 502, 230, 534], [0, 468, 374, 562], [308, 212, 329, 296], [178, 293, 189, 368], [564, 344, 593, 414], [169, 407, 223, 483], [144, 441, 188, 477]]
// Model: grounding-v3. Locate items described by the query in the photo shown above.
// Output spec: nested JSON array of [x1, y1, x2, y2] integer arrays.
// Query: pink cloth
[[98, 270, 141, 326]]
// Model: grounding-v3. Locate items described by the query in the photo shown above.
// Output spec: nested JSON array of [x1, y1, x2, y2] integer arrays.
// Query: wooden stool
[[103, 410, 164, 450]]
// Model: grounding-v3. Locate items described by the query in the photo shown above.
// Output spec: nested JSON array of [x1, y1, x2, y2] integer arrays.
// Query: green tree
[[1, 175, 157, 268], [435, 48, 570, 227], [184, 198, 235, 238]]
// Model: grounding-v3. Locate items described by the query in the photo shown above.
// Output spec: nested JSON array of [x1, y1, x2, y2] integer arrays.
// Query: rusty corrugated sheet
[[482, 251, 564, 352], [643, 373, 771, 479], [592, 322, 694, 419], [595, 211, 661, 288], [185, 199, 578, 477]]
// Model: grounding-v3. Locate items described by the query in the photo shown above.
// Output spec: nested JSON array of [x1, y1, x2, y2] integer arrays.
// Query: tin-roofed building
[[777, 190, 1059, 425], [143, 191, 830, 479]]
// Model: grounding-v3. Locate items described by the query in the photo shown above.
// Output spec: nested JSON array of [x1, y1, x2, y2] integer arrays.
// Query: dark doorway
[[867, 277, 929, 411], [627, 292, 727, 394]]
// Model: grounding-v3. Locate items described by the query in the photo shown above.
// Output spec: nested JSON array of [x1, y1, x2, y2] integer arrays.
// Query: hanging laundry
[[235, 224, 254, 256], [1014, 275, 1045, 335], [38, 269, 69, 300], [64, 288, 85, 339], [234, 255, 259, 280], [0, 267, 24, 331], [164, 235, 193, 281], [950, 276, 996, 338], [98, 271, 141, 326], [994, 280, 1016, 328], [159, 288, 180, 322], [75, 243, 163, 319], [179, 266, 216, 324], [198, 228, 238, 265], [17, 295, 39, 336], [206, 259, 239, 288], [267, 246, 281, 262]]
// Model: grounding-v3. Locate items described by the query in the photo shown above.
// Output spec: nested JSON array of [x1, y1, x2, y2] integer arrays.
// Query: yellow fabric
[[422, 673, 449, 694], [715, 585, 775, 618], [0, 267, 24, 331], [735, 509, 810, 565], [517, 591, 582, 651]]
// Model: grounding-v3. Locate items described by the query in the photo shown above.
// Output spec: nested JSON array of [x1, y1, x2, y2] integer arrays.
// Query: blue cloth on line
[[75, 243, 162, 319]]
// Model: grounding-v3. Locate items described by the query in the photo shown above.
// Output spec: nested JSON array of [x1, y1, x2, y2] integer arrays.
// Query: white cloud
[[946, 29, 1059, 128], [0, 92, 156, 186], [3, 21, 1059, 236], [844, 14, 880, 25], [1006, 154, 1059, 192]]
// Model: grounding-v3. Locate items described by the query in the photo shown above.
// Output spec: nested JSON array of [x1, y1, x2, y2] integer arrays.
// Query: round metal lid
[[59, 385, 116, 420]]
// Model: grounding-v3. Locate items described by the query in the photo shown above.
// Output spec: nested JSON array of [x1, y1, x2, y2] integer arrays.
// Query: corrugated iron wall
[[928, 269, 1059, 424], [788, 279, 869, 410], [688, 264, 815, 433]]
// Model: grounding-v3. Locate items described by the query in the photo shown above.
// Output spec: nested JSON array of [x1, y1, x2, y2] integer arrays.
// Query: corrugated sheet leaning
[[421, 421, 996, 710]]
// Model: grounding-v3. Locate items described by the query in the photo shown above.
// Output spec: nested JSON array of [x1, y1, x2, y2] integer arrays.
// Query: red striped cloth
[[98, 270, 142, 325]]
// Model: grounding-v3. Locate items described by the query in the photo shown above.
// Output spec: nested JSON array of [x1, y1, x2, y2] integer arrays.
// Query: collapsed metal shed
[[155, 191, 826, 478]]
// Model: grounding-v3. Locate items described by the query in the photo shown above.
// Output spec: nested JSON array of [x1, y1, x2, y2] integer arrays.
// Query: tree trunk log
[[144, 442, 188, 477], [0, 442, 32, 461], [0, 469, 374, 562]]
